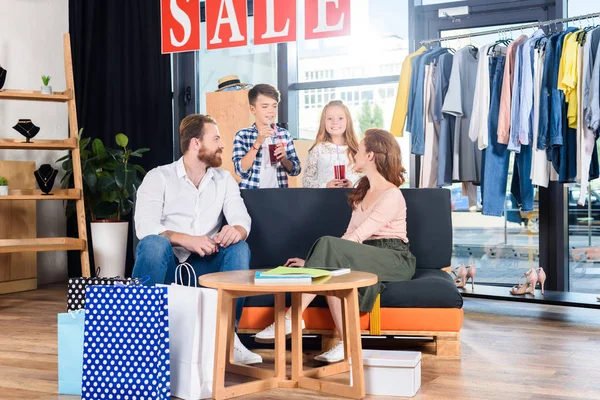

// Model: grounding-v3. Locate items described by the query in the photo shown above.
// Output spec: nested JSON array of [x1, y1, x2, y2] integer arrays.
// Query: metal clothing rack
[[420, 11, 600, 45]]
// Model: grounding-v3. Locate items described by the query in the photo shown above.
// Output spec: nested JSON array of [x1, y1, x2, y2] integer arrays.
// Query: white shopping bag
[[161, 263, 218, 400]]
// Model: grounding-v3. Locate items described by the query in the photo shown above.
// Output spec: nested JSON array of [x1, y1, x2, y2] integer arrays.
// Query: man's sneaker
[[254, 317, 305, 343], [314, 341, 345, 363], [233, 333, 262, 365]]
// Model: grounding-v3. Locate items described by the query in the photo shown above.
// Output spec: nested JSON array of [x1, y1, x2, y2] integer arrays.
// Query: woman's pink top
[[342, 188, 408, 243]]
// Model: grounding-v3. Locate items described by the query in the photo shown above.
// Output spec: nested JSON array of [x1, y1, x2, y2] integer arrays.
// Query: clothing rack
[[420, 11, 600, 45]]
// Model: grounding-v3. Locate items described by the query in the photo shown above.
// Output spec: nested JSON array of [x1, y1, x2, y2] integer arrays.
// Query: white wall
[[0, 0, 69, 284]]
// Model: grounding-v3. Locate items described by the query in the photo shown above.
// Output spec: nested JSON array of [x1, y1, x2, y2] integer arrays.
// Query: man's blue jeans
[[132, 235, 251, 324]]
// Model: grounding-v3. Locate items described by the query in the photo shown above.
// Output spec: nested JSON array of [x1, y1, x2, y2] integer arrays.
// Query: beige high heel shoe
[[536, 267, 546, 295], [452, 265, 467, 288], [466, 263, 476, 289], [510, 268, 538, 295]]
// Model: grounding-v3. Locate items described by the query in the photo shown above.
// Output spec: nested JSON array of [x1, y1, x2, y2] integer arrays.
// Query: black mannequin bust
[[12, 119, 40, 143], [0, 66, 6, 89], [34, 164, 58, 195]]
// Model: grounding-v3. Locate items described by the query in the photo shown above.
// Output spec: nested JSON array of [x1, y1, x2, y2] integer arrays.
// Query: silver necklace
[[36, 169, 56, 185]]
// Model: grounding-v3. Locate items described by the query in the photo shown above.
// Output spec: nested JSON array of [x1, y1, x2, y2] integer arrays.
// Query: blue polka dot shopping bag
[[81, 285, 171, 400]]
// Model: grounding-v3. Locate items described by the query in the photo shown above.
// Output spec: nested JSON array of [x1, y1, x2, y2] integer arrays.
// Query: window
[[195, 17, 278, 114]]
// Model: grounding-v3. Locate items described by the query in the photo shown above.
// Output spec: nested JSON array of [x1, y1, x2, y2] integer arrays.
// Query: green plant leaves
[[115, 133, 129, 148], [56, 130, 148, 220]]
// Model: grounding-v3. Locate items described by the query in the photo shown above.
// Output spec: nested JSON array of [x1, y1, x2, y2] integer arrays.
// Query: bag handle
[[175, 262, 198, 287]]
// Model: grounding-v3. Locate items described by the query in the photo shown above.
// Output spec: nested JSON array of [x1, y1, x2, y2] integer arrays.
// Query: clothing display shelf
[[0, 33, 91, 277], [420, 11, 600, 45]]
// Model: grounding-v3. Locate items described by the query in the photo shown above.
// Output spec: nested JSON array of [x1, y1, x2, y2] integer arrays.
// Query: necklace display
[[0, 66, 6, 89], [12, 119, 40, 143], [34, 164, 58, 195]]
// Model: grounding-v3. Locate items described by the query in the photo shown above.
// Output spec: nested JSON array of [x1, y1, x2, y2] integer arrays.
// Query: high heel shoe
[[510, 268, 538, 295], [536, 267, 546, 295], [466, 263, 476, 289], [452, 265, 468, 288]]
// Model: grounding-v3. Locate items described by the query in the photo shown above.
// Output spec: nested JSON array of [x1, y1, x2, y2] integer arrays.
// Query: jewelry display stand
[[12, 119, 40, 143], [0, 33, 91, 292], [34, 164, 58, 195]]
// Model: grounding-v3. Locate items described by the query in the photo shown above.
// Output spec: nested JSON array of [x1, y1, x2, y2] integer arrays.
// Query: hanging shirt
[[421, 64, 439, 188], [390, 46, 427, 137], [558, 31, 580, 129], [410, 48, 449, 155], [537, 33, 562, 151], [442, 46, 481, 183], [498, 35, 528, 145], [508, 42, 525, 152], [434, 52, 455, 187], [531, 41, 551, 187], [518, 29, 546, 147], [468, 44, 494, 150], [587, 38, 600, 131], [406, 52, 427, 133]]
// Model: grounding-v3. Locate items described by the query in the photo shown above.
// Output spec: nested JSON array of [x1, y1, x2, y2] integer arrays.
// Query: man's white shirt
[[134, 157, 251, 262]]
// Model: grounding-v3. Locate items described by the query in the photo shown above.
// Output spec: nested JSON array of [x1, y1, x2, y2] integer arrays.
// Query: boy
[[232, 84, 301, 188]]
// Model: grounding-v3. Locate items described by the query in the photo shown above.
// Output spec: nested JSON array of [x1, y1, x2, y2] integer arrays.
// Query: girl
[[302, 100, 362, 188], [256, 129, 416, 363]]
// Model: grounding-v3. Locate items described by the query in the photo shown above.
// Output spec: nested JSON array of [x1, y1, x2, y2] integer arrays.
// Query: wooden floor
[[1, 284, 600, 400]]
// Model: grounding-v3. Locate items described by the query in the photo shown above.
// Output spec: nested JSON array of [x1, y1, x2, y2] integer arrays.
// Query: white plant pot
[[91, 221, 129, 277], [40, 85, 52, 94], [0, 186, 8, 196]]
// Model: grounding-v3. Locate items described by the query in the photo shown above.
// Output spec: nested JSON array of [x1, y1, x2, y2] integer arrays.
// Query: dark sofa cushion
[[243, 269, 462, 309], [240, 188, 453, 270]]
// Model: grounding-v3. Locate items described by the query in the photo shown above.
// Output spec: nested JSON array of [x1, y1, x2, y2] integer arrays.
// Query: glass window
[[196, 18, 278, 114], [440, 23, 541, 287], [295, 0, 408, 83], [566, 0, 600, 293]]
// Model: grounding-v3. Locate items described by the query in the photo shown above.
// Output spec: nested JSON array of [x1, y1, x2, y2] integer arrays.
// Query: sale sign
[[160, 0, 201, 53], [254, 0, 297, 45], [206, 0, 248, 50], [159, 0, 352, 53], [305, 0, 351, 40]]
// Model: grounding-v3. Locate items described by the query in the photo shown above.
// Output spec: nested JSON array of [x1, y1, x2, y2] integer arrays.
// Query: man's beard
[[198, 148, 223, 168]]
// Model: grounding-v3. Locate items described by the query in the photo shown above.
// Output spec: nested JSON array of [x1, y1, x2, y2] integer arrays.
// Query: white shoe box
[[361, 350, 421, 397]]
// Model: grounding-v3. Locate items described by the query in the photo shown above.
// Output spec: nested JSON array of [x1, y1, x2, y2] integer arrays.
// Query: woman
[[255, 128, 416, 363], [302, 100, 362, 188]]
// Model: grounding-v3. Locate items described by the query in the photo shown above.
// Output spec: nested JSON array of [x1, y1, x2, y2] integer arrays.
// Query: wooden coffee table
[[199, 270, 378, 400]]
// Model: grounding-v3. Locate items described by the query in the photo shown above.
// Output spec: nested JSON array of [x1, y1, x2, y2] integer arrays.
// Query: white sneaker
[[233, 333, 263, 365], [314, 341, 345, 363], [254, 317, 305, 343]]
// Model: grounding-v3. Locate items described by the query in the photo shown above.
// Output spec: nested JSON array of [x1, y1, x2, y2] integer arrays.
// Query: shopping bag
[[161, 263, 218, 400], [57, 310, 85, 395], [67, 275, 141, 311], [81, 284, 171, 400]]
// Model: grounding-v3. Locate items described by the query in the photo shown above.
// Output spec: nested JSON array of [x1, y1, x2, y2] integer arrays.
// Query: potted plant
[[0, 176, 8, 196], [41, 75, 52, 94], [58, 130, 148, 276]]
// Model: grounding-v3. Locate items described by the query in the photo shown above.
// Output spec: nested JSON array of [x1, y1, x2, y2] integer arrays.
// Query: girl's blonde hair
[[310, 100, 359, 163]]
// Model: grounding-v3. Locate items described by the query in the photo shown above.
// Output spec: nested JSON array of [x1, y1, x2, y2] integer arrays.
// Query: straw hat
[[215, 75, 252, 92]]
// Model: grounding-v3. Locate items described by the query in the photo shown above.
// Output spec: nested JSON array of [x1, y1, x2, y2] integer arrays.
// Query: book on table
[[254, 266, 350, 285]]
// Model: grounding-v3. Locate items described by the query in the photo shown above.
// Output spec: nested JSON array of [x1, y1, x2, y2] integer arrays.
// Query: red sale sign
[[254, 0, 297, 45], [206, 0, 248, 50], [160, 0, 201, 53], [304, 0, 351, 40]]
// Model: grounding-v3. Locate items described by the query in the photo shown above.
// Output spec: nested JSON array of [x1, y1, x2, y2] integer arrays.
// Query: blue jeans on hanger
[[132, 235, 251, 325], [483, 55, 510, 216]]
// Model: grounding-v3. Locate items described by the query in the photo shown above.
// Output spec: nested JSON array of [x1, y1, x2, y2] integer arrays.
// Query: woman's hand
[[326, 179, 346, 188], [284, 258, 305, 267]]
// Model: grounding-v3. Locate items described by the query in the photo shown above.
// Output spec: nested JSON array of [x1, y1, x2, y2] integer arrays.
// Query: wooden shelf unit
[[0, 238, 86, 253], [0, 33, 91, 289], [0, 189, 81, 200], [0, 89, 70, 102], [0, 138, 77, 150]]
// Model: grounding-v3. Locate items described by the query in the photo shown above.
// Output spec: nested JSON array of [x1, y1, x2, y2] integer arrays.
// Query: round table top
[[199, 270, 378, 292]]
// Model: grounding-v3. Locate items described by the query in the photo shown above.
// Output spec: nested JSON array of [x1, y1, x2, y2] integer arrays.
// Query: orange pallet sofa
[[238, 188, 463, 359]]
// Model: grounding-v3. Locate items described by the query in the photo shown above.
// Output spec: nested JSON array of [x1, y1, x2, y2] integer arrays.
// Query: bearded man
[[132, 114, 262, 365]]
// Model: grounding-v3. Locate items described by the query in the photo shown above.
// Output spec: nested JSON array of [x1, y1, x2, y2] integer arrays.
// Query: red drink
[[334, 164, 346, 180], [268, 144, 278, 165]]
